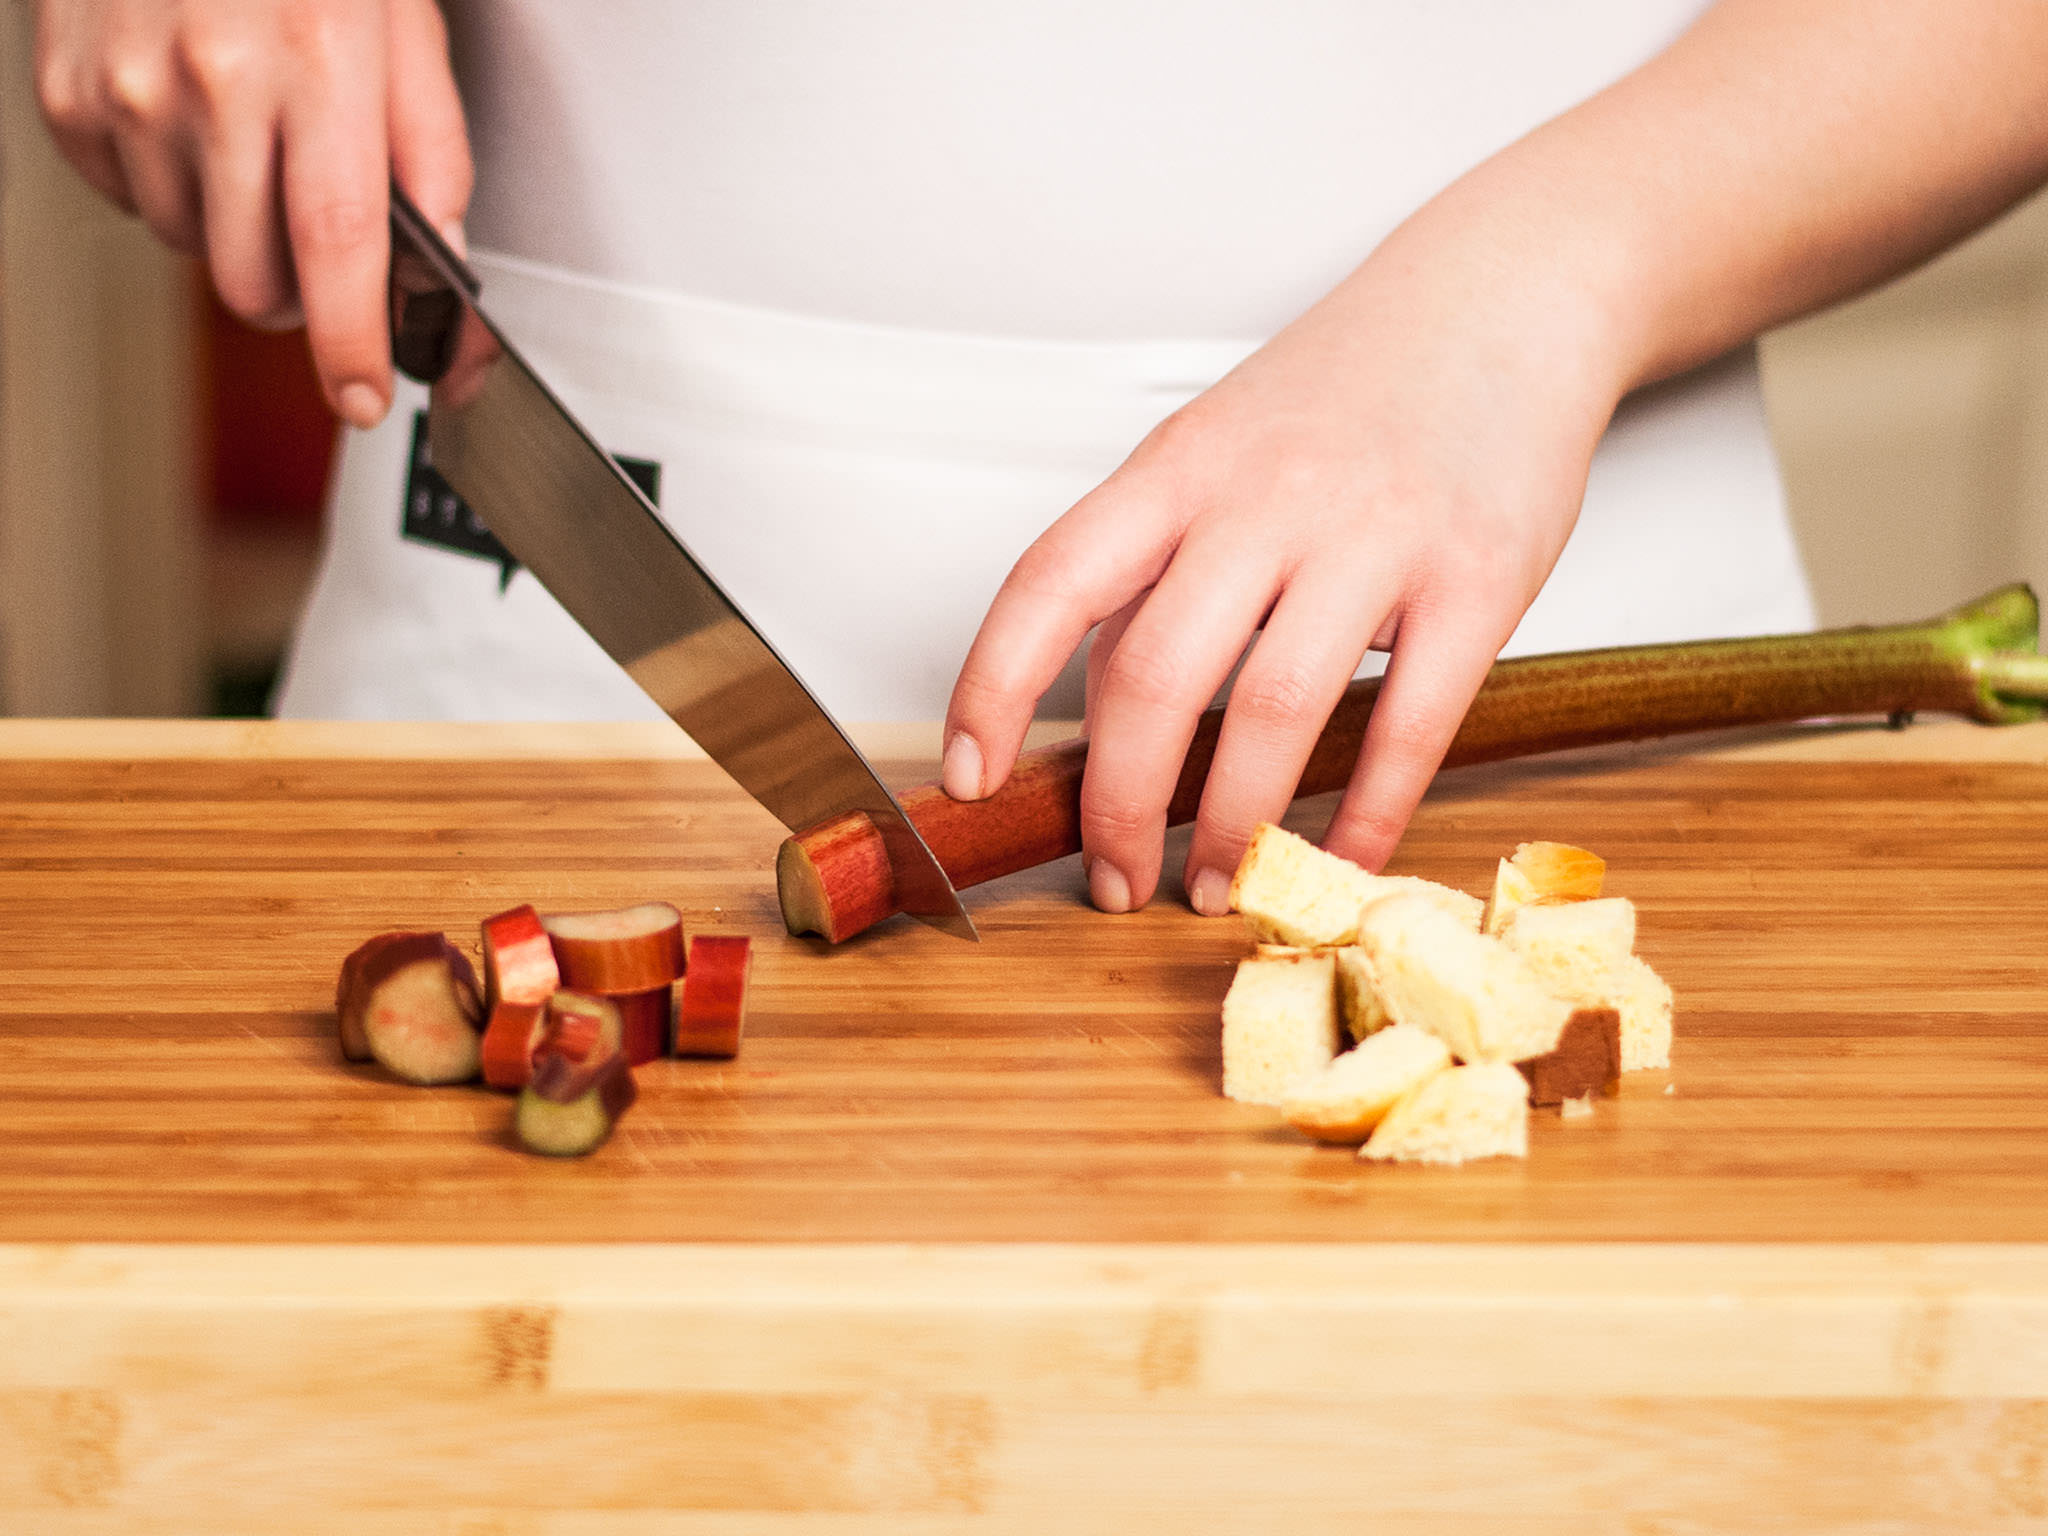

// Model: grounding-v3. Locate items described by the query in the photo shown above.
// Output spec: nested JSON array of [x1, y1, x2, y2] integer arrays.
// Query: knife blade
[[385, 185, 976, 941]]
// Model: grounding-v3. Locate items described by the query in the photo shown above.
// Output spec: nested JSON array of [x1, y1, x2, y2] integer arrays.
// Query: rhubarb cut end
[[777, 835, 838, 941]]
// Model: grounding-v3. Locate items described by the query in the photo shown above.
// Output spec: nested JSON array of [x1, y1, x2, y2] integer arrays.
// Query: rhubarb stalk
[[779, 583, 2048, 942]]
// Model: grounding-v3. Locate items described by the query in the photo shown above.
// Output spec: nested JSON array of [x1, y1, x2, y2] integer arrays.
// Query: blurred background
[[3, 13, 2047, 719]]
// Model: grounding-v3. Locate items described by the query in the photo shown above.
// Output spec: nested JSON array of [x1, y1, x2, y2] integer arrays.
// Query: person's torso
[[443, 0, 1711, 338]]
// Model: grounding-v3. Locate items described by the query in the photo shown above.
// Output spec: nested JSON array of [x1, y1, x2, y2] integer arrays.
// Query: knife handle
[[387, 181, 482, 385], [779, 583, 2048, 942]]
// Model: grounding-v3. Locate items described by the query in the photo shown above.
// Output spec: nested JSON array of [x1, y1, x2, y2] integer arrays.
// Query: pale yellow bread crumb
[[1229, 822, 1481, 947], [1509, 943, 1674, 1073], [1333, 946, 1387, 1042], [1356, 892, 1575, 1064], [1361, 1061, 1530, 1165], [1558, 1094, 1597, 1121], [1220, 951, 1342, 1106], [1280, 1024, 1452, 1144], [1497, 896, 1636, 971]]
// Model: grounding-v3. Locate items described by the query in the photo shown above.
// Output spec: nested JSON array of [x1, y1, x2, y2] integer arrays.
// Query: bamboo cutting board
[[4, 724, 2048, 1244], [9, 720, 2048, 1531]]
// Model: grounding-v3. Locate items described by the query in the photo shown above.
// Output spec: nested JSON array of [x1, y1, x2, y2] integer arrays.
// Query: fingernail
[[1089, 859, 1133, 914], [1188, 867, 1231, 917], [437, 220, 469, 257], [942, 732, 984, 800], [336, 382, 386, 430]]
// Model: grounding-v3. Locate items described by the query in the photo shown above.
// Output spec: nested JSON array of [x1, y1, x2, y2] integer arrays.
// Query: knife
[[385, 184, 976, 941]]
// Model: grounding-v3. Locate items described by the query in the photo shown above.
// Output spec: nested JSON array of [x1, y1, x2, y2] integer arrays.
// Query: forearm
[[1347, 0, 2048, 402]]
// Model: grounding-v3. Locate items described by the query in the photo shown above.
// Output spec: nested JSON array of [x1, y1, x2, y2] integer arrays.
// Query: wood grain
[[5, 734, 2048, 1243], [11, 723, 2048, 1524]]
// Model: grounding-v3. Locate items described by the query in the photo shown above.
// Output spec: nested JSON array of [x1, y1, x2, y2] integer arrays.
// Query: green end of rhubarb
[[1933, 583, 2048, 724]]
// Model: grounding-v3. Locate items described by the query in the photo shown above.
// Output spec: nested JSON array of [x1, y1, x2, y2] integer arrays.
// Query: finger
[[1078, 531, 1284, 912], [1180, 563, 1398, 914], [279, 11, 392, 428], [943, 474, 1186, 802], [45, 125, 136, 213], [1082, 595, 1145, 738], [109, 127, 203, 251], [188, 109, 295, 328], [35, 16, 136, 209], [1322, 588, 1517, 872], [386, 0, 473, 248]]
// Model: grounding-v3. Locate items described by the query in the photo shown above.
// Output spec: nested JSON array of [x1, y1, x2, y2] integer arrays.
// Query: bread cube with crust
[[1356, 891, 1575, 1064], [1220, 950, 1342, 1106], [1509, 941, 1674, 1073], [1361, 1061, 1530, 1165], [1281, 1023, 1452, 1144], [1230, 822, 1481, 947]]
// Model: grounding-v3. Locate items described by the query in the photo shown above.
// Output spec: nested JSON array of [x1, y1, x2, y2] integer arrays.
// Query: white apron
[[277, 1, 1816, 721]]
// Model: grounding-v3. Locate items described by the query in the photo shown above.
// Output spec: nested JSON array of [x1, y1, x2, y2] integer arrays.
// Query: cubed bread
[[1510, 943, 1675, 1073], [1516, 1005, 1621, 1105], [1333, 946, 1388, 1042], [1229, 822, 1482, 947], [1281, 1023, 1452, 1143], [1361, 1061, 1530, 1165], [1220, 950, 1342, 1106], [1497, 896, 1636, 970], [1356, 892, 1575, 1063], [1605, 954, 1675, 1072]]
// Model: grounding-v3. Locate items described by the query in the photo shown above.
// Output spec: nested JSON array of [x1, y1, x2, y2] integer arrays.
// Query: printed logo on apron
[[400, 411, 662, 591]]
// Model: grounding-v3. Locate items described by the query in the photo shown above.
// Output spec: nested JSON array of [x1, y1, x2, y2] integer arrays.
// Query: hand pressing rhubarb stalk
[[780, 583, 2048, 944]]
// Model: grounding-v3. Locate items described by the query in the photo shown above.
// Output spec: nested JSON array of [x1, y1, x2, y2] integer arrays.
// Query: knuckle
[[1328, 805, 1405, 862], [36, 59, 88, 129], [1005, 536, 1088, 606], [1373, 705, 1447, 773], [1080, 788, 1152, 846], [1099, 639, 1187, 715], [293, 193, 380, 255], [103, 51, 174, 125], [175, 27, 257, 101], [1230, 662, 1322, 732], [279, 1, 350, 71]]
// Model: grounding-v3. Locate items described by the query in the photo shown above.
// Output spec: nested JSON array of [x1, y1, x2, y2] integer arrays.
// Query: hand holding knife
[[386, 185, 976, 941]]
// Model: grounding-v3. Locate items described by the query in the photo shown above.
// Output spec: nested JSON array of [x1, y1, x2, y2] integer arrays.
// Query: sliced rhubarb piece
[[336, 931, 448, 1061], [613, 986, 673, 1066], [543, 990, 624, 1062], [349, 934, 484, 1085], [515, 1043, 638, 1157], [479, 998, 548, 1091], [481, 903, 559, 1010], [674, 935, 751, 1058], [541, 902, 686, 993]]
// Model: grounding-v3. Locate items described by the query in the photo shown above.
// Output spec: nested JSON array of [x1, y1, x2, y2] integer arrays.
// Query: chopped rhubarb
[[673, 935, 751, 1059], [541, 902, 685, 993]]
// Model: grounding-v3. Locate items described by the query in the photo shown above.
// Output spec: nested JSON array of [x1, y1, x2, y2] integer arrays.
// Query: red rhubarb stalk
[[779, 584, 2048, 943]]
